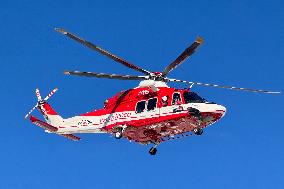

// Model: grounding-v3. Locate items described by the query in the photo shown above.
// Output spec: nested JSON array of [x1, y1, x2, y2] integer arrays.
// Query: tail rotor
[[24, 88, 58, 119]]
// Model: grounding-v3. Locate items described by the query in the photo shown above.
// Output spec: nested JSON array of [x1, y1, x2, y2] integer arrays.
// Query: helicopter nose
[[216, 105, 226, 118]]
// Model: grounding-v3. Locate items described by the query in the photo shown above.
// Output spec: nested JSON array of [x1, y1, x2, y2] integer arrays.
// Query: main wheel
[[193, 127, 203, 135], [149, 147, 157, 155], [114, 132, 123, 139]]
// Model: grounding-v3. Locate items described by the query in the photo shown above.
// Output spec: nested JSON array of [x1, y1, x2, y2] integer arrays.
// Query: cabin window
[[172, 92, 181, 105], [147, 98, 157, 111], [161, 96, 169, 107], [136, 101, 146, 113]]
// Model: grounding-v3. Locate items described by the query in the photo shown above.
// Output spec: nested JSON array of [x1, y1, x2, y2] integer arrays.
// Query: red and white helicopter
[[25, 28, 280, 155]]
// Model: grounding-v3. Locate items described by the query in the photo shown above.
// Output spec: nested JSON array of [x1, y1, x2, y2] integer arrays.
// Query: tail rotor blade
[[44, 88, 58, 101], [35, 88, 42, 101], [24, 105, 37, 119], [167, 78, 281, 94]]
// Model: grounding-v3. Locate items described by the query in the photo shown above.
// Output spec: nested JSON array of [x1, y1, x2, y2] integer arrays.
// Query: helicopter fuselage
[[46, 85, 226, 144]]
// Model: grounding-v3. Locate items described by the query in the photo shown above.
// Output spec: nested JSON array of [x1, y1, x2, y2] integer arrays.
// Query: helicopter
[[24, 28, 280, 155]]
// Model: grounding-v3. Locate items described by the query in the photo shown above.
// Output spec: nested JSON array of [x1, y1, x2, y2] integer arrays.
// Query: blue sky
[[0, 0, 283, 188]]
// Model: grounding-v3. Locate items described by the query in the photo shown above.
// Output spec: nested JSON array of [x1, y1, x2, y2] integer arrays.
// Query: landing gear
[[114, 126, 126, 139], [149, 147, 157, 155], [149, 143, 159, 155], [193, 127, 203, 135], [189, 107, 204, 136], [188, 107, 202, 120], [114, 131, 123, 139]]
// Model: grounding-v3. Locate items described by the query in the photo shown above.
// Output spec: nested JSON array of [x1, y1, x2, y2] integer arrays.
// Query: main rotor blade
[[64, 71, 149, 81], [162, 37, 203, 76], [55, 28, 152, 75], [167, 78, 281, 94]]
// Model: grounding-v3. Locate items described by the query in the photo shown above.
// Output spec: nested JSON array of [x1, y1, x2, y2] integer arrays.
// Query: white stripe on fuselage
[[49, 103, 225, 134]]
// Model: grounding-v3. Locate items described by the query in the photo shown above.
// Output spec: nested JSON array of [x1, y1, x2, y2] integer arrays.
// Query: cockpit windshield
[[183, 91, 207, 103]]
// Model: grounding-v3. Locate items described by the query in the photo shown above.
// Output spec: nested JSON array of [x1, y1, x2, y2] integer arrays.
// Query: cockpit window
[[147, 98, 157, 111], [136, 101, 146, 113], [183, 91, 206, 103], [172, 92, 181, 105]]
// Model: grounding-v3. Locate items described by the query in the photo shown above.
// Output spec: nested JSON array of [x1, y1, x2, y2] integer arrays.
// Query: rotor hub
[[138, 80, 169, 88]]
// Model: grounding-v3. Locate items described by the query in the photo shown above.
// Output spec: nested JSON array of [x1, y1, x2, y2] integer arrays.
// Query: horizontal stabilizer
[[30, 116, 58, 132], [60, 134, 81, 141], [29, 116, 80, 141]]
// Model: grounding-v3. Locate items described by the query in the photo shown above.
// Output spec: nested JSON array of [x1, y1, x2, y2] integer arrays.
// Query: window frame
[[147, 97, 158, 111], [161, 95, 169, 107], [172, 92, 182, 105], [135, 100, 147, 114]]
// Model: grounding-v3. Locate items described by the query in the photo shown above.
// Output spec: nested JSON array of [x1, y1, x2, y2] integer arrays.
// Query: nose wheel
[[148, 143, 159, 155], [149, 147, 157, 155]]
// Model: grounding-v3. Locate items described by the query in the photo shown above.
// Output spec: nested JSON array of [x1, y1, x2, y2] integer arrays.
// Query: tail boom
[[37, 102, 64, 126]]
